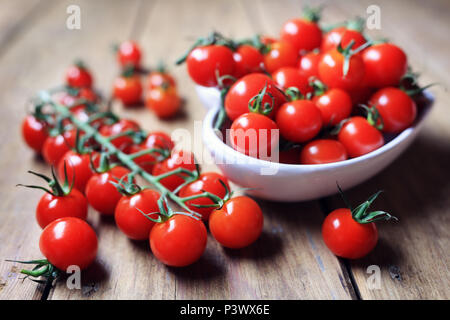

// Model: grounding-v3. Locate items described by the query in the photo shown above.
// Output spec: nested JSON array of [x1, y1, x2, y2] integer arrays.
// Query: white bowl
[[198, 85, 434, 202]]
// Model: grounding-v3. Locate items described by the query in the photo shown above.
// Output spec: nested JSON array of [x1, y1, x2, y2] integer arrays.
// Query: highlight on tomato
[[232, 44, 264, 79], [117, 40, 142, 68], [113, 70, 143, 106], [300, 139, 348, 165], [145, 86, 181, 118], [22, 114, 48, 153], [320, 18, 366, 52], [65, 61, 93, 88], [57, 150, 94, 193], [263, 41, 298, 74], [152, 150, 197, 191], [42, 129, 77, 165], [272, 67, 312, 96]]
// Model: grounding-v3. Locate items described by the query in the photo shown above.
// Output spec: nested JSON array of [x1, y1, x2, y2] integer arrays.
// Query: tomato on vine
[[99, 118, 141, 152], [22, 115, 48, 153], [42, 129, 77, 165], [65, 62, 93, 88], [57, 151, 94, 192], [263, 41, 298, 74], [152, 150, 197, 191], [300, 139, 348, 164], [117, 40, 142, 68], [145, 86, 181, 118], [146, 70, 176, 90]]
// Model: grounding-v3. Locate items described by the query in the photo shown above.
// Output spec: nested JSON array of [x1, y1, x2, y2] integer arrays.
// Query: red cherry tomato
[[144, 131, 174, 151], [321, 27, 366, 52], [65, 64, 93, 88], [40, 217, 97, 271], [22, 115, 48, 153], [230, 113, 279, 159], [117, 40, 142, 68], [225, 73, 286, 121], [362, 43, 407, 88], [263, 41, 298, 74], [152, 150, 197, 191], [233, 45, 264, 78], [99, 119, 140, 151], [298, 51, 321, 80], [313, 88, 353, 126], [36, 189, 88, 229], [127, 144, 157, 173], [186, 45, 235, 87], [337, 116, 384, 158], [115, 189, 161, 240], [280, 18, 322, 53], [272, 67, 312, 95], [42, 129, 77, 165], [145, 86, 181, 118], [150, 214, 207, 267], [318, 48, 365, 91], [369, 87, 417, 133], [113, 75, 143, 106], [57, 151, 94, 193], [146, 71, 176, 89], [322, 208, 378, 259], [179, 172, 230, 220], [209, 196, 263, 249], [85, 166, 131, 215], [276, 100, 322, 143], [300, 139, 348, 164]]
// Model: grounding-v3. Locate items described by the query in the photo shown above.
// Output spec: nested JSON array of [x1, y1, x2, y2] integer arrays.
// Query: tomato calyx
[[309, 77, 328, 97], [182, 179, 231, 211], [110, 174, 142, 196], [248, 83, 274, 115], [6, 259, 60, 284], [235, 35, 270, 54], [336, 39, 371, 76], [359, 104, 384, 130], [301, 5, 322, 23], [284, 87, 304, 102], [345, 16, 365, 32]]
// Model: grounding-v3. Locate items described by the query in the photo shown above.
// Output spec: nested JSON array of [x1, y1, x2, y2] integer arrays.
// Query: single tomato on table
[[65, 62, 93, 88], [145, 86, 181, 118], [113, 74, 143, 106], [117, 40, 142, 68]]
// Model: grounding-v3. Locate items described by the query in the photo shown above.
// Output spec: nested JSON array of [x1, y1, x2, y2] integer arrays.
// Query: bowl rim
[[202, 90, 434, 171]]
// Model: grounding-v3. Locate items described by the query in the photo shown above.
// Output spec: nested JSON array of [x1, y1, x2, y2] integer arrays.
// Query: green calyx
[[284, 87, 304, 102], [346, 16, 365, 32], [6, 259, 59, 284], [309, 78, 328, 97], [74, 59, 88, 70], [248, 82, 274, 115], [360, 104, 384, 130], [337, 39, 372, 76], [110, 172, 141, 196], [235, 34, 270, 54], [302, 5, 322, 23]]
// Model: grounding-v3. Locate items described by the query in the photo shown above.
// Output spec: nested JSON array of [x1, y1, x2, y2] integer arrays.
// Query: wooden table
[[0, 0, 448, 300]]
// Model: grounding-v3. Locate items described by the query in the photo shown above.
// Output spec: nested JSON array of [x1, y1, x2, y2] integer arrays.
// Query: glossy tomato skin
[[150, 214, 207, 267], [276, 100, 322, 143], [322, 208, 378, 259], [272, 67, 312, 96], [263, 41, 298, 74], [85, 166, 131, 215], [300, 139, 348, 164], [146, 71, 176, 89], [313, 88, 353, 126], [65, 65, 93, 88], [127, 144, 157, 173], [338, 116, 384, 158], [179, 172, 230, 220], [362, 43, 407, 88], [145, 87, 180, 118], [280, 18, 322, 53], [130, 131, 174, 173], [58, 151, 93, 193], [144, 131, 174, 151], [36, 189, 88, 229], [42, 130, 77, 165], [369, 87, 417, 133], [152, 150, 197, 191], [22, 115, 48, 153], [321, 27, 366, 52], [318, 48, 365, 91], [233, 45, 264, 78], [298, 51, 321, 80], [186, 45, 235, 87], [209, 196, 263, 249], [99, 119, 140, 151], [117, 40, 141, 68], [224, 73, 286, 121], [40, 217, 98, 271], [113, 75, 143, 106], [230, 113, 279, 159], [115, 189, 160, 240]]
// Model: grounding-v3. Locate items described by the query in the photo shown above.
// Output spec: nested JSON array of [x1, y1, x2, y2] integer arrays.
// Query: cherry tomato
[[144, 131, 174, 151], [145, 86, 181, 118], [179, 172, 230, 220], [276, 100, 322, 143], [115, 189, 161, 240], [230, 113, 279, 159], [99, 119, 140, 151], [337, 116, 384, 158], [362, 43, 407, 88], [152, 150, 197, 191], [113, 75, 143, 106], [65, 64, 93, 88], [298, 51, 321, 80], [263, 41, 298, 74], [36, 188, 88, 229], [57, 151, 94, 193], [225, 73, 286, 121], [318, 48, 365, 91], [150, 214, 207, 267], [85, 166, 131, 215], [22, 115, 48, 153], [369, 87, 417, 133], [209, 196, 263, 249], [117, 40, 141, 68], [260, 35, 276, 45], [186, 45, 235, 87], [42, 129, 77, 165], [313, 88, 352, 126], [272, 67, 312, 95], [321, 27, 366, 52], [300, 139, 348, 164], [233, 45, 264, 78], [40, 217, 98, 271], [280, 18, 322, 53], [146, 71, 176, 89], [322, 208, 378, 259]]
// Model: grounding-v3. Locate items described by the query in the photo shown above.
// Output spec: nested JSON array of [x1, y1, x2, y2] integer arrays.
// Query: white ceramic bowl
[[197, 85, 434, 202]]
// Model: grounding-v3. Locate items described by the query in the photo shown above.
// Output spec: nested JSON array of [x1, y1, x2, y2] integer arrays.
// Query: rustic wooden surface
[[0, 0, 448, 300]]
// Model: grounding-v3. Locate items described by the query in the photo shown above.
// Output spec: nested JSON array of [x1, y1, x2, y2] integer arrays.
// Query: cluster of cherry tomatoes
[[178, 7, 423, 164], [112, 40, 181, 118], [19, 60, 264, 278]]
